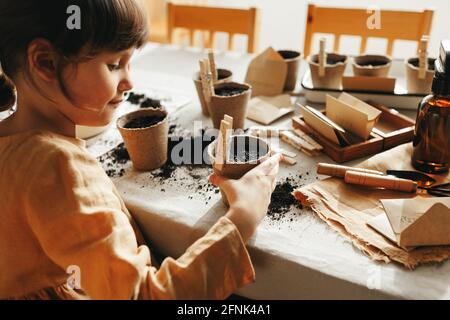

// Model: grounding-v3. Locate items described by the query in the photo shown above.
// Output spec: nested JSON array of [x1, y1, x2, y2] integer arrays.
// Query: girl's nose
[[119, 77, 133, 93]]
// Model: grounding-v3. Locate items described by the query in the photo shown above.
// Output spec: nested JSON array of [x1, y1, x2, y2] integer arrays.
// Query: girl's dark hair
[[0, 0, 149, 110]]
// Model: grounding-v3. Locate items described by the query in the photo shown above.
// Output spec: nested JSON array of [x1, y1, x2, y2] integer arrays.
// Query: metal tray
[[301, 58, 428, 110]]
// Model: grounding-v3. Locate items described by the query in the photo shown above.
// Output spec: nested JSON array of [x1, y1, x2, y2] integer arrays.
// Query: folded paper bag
[[381, 198, 450, 247], [245, 47, 288, 97]]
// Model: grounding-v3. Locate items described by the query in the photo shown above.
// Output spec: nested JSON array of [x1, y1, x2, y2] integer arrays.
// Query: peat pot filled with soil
[[117, 108, 169, 171], [193, 68, 233, 117], [209, 82, 252, 130], [278, 50, 302, 91], [308, 53, 348, 89], [208, 135, 271, 205], [352, 54, 392, 77]]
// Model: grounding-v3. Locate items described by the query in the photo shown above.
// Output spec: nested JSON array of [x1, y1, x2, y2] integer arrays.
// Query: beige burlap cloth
[[294, 143, 450, 269]]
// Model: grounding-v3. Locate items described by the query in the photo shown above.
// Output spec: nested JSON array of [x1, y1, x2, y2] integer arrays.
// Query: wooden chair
[[167, 2, 260, 53], [303, 4, 434, 57]]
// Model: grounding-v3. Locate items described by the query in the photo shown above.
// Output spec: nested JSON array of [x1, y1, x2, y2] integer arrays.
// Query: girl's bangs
[[76, 0, 149, 55]]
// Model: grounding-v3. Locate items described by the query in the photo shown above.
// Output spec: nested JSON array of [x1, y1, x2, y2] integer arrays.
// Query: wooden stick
[[418, 36, 429, 80], [271, 146, 297, 159], [208, 50, 218, 83], [271, 150, 296, 166], [249, 126, 292, 138], [293, 129, 323, 151], [199, 59, 214, 104], [224, 114, 234, 130], [280, 130, 317, 152], [344, 171, 417, 193], [281, 156, 297, 166], [319, 38, 326, 77], [317, 163, 385, 178], [215, 119, 231, 171]]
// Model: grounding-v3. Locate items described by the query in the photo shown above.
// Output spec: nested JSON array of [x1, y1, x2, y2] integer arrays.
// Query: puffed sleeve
[[24, 137, 255, 300]]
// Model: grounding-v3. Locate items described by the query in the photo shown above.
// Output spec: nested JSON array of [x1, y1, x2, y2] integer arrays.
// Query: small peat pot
[[208, 135, 271, 206], [193, 68, 233, 117], [352, 54, 392, 77], [308, 53, 348, 89], [278, 50, 302, 91], [405, 57, 436, 94], [209, 82, 252, 130], [117, 108, 169, 171]]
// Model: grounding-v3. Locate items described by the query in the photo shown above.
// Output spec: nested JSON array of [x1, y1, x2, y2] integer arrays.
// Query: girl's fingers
[[208, 173, 224, 187], [209, 173, 235, 191], [255, 154, 283, 176]]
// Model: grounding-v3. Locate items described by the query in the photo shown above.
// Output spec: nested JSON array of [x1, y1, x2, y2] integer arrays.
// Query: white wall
[[203, 0, 450, 58]]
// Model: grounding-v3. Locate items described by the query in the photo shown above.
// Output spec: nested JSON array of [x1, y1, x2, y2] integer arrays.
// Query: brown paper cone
[[278, 50, 302, 91], [405, 57, 436, 94], [193, 68, 233, 117], [209, 82, 252, 130], [352, 54, 392, 77], [117, 109, 168, 171], [208, 135, 271, 206], [308, 53, 347, 89]]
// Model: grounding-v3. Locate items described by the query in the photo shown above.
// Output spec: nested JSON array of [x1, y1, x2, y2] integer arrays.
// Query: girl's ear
[[27, 39, 59, 82]]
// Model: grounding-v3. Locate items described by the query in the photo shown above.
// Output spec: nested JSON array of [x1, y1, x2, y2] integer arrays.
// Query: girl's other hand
[[209, 154, 283, 242]]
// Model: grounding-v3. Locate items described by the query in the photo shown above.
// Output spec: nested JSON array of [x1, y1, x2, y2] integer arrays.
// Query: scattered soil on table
[[124, 115, 166, 129], [98, 143, 130, 178], [140, 98, 162, 109], [99, 143, 309, 218], [127, 92, 146, 105], [214, 86, 247, 97], [267, 175, 304, 221], [98, 127, 217, 204], [126, 92, 162, 109]]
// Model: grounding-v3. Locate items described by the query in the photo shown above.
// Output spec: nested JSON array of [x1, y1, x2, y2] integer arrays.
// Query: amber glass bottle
[[412, 40, 450, 173]]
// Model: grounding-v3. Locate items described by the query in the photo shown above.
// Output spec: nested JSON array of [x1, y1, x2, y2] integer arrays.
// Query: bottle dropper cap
[[432, 40, 450, 96]]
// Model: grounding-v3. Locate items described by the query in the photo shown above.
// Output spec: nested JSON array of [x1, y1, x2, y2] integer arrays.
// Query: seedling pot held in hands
[[208, 135, 271, 206]]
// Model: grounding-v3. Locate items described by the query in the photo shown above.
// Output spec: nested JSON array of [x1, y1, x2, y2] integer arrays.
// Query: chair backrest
[[167, 3, 260, 53], [303, 4, 434, 57]]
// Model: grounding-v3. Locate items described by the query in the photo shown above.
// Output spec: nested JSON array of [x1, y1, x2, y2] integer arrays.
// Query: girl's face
[[57, 48, 135, 127]]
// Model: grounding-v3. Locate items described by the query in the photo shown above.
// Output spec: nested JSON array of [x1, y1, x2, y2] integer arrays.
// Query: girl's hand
[[209, 154, 283, 242]]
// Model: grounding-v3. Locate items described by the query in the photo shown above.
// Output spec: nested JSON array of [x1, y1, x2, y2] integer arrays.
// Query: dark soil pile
[[267, 176, 304, 220], [98, 143, 130, 178], [126, 91, 162, 109], [140, 98, 162, 109], [126, 92, 145, 105]]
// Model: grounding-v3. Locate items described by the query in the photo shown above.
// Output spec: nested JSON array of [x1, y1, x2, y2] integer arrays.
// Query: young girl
[[0, 0, 281, 300]]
